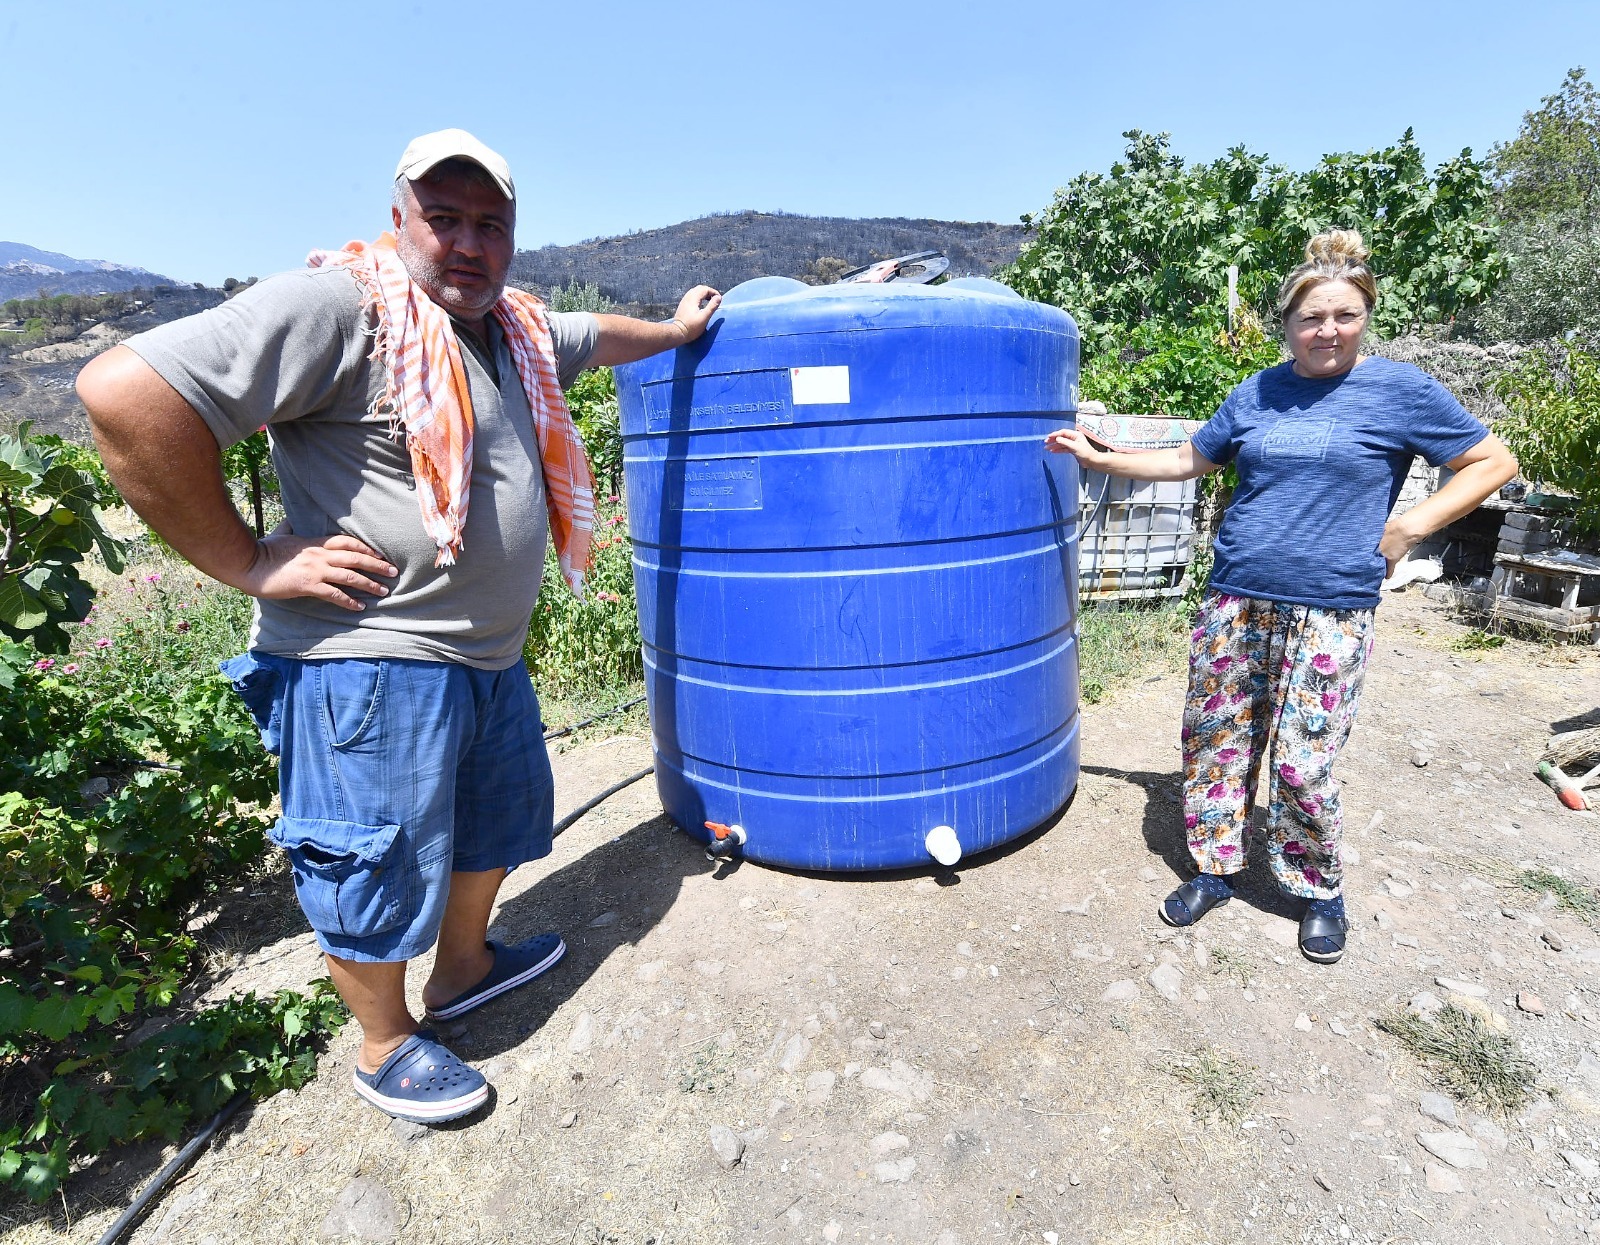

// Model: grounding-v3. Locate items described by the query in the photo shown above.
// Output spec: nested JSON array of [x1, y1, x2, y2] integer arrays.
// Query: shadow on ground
[[1081, 762, 1302, 921]]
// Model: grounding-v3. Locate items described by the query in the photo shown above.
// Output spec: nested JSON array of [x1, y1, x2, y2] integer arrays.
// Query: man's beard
[[395, 234, 502, 319]]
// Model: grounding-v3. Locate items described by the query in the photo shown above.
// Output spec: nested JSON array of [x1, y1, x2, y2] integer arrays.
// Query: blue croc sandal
[[351, 1030, 488, 1123], [424, 933, 566, 1023]]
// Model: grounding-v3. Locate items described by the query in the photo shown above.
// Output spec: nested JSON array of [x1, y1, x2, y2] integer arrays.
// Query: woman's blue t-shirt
[[1188, 358, 1487, 611]]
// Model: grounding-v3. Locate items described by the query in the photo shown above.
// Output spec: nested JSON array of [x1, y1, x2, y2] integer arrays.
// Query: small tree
[[0, 422, 124, 653], [1495, 342, 1600, 532], [1491, 67, 1600, 223], [1007, 129, 1504, 361]]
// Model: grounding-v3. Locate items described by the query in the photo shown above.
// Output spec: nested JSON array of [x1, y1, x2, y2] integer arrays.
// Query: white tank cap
[[924, 825, 962, 867]]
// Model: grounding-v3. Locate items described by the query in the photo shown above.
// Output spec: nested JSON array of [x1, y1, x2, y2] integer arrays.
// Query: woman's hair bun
[[1304, 228, 1369, 267]]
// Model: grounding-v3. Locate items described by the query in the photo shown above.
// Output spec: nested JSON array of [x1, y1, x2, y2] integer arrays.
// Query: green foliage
[[0, 422, 126, 653], [221, 430, 277, 537], [0, 446, 341, 1199], [546, 280, 615, 314], [1464, 213, 1600, 343], [1491, 67, 1600, 223], [2, 984, 344, 1202], [1494, 343, 1600, 531], [2, 292, 132, 328], [0, 627, 337, 1199], [1007, 129, 1504, 360], [1451, 629, 1507, 652], [567, 367, 622, 498], [1081, 314, 1281, 420], [526, 496, 641, 699]]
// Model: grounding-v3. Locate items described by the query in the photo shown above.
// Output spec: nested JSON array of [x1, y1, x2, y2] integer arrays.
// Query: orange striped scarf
[[306, 233, 595, 594]]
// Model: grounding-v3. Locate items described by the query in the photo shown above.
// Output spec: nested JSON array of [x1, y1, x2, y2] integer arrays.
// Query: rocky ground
[[5, 590, 1600, 1245]]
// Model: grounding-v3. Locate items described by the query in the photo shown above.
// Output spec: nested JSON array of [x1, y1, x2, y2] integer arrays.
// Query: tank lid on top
[[698, 274, 1078, 344]]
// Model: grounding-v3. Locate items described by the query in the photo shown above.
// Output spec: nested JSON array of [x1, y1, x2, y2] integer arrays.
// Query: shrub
[[526, 494, 641, 700], [1007, 129, 1503, 362], [0, 422, 125, 653], [567, 367, 622, 499], [1081, 314, 1282, 420], [1463, 214, 1600, 344], [0, 426, 344, 1202], [1494, 342, 1600, 531]]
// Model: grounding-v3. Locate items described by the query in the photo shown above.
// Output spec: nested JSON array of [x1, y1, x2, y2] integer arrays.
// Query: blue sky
[[2, 1, 1595, 285]]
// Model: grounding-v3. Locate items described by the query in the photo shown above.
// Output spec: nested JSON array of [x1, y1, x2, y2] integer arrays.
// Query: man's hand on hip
[[241, 533, 397, 612]]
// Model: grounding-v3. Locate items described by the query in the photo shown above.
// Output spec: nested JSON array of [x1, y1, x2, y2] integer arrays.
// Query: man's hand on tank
[[670, 285, 722, 343], [240, 533, 398, 612]]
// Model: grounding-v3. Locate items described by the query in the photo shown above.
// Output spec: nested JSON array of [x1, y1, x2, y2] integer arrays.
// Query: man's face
[[392, 167, 515, 325]]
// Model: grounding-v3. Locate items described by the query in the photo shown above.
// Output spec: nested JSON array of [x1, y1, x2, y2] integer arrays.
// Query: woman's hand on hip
[[1379, 514, 1429, 578]]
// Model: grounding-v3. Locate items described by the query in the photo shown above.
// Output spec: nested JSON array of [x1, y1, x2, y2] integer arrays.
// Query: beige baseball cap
[[394, 128, 515, 201]]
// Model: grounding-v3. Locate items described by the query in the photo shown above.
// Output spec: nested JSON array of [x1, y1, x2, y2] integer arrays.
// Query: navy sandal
[[1159, 875, 1233, 928], [352, 1029, 488, 1123], [1299, 896, 1348, 964], [424, 933, 566, 1023]]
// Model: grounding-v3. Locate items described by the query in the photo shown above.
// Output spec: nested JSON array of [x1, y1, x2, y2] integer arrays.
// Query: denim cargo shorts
[[221, 651, 555, 963]]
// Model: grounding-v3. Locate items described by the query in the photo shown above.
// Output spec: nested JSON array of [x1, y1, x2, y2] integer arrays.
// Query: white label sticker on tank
[[790, 365, 850, 405]]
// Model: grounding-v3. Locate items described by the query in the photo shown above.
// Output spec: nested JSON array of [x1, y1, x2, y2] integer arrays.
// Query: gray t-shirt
[[126, 266, 598, 669]]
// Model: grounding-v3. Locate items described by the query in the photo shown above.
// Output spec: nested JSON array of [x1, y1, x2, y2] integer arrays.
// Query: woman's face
[[1286, 279, 1369, 379]]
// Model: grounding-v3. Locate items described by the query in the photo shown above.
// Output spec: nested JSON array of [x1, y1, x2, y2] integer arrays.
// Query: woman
[[1047, 230, 1517, 964]]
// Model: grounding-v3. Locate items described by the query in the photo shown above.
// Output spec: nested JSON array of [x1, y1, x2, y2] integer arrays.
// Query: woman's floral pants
[[1181, 591, 1376, 900]]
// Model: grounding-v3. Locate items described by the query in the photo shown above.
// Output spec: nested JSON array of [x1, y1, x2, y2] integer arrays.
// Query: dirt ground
[[6, 590, 1600, 1245]]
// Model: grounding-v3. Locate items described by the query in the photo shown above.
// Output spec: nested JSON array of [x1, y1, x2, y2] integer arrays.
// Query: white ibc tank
[[1077, 413, 1203, 601]]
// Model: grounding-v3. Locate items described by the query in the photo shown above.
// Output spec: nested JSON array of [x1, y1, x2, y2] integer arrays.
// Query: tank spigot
[[704, 821, 747, 862], [924, 824, 963, 867]]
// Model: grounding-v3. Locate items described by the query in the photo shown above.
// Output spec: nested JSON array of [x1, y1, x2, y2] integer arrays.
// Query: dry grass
[[1516, 868, 1600, 927], [1206, 945, 1255, 987], [1159, 1046, 1260, 1124], [1375, 1004, 1539, 1115]]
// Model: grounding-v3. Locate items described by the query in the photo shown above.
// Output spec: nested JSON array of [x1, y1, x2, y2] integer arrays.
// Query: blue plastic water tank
[[614, 275, 1080, 871]]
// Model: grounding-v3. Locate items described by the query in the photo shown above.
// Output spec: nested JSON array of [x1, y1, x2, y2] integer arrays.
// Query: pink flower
[[1282, 841, 1305, 855], [1216, 844, 1239, 857], [62, 663, 79, 675], [1206, 782, 1226, 800], [1212, 655, 1234, 671], [1279, 764, 1301, 785], [1320, 691, 1340, 712], [1184, 813, 1199, 830], [1311, 653, 1336, 675], [34, 658, 55, 671], [1303, 867, 1324, 886], [144, 573, 162, 584], [1204, 693, 1224, 712], [95, 638, 112, 649], [1216, 748, 1240, 763]]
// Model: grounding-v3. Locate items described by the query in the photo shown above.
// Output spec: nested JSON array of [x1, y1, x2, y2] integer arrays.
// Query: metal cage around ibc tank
[[614, 276, 1081, 871]]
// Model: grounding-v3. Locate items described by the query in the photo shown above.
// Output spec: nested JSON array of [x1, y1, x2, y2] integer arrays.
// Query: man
[[77, 129, 720, 1124]]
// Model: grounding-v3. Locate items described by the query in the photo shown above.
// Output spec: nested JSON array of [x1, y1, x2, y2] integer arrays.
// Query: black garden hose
[[95, 1094, 247, 1245]]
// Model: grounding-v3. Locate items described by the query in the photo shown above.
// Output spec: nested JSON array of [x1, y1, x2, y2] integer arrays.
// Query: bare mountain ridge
[[0, 241, 181, 303], [510, 210, 1029, 314]]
